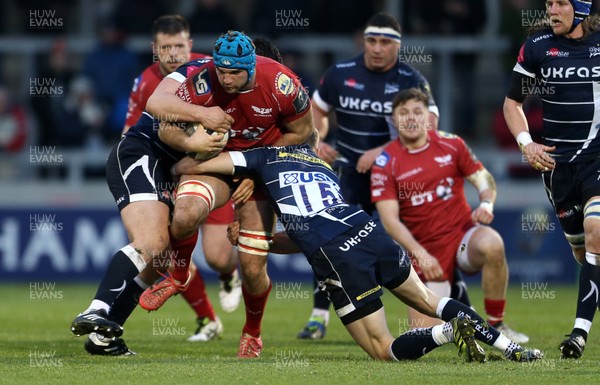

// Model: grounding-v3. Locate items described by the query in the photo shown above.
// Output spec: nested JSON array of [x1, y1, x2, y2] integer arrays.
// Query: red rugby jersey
[[175, 56, 310, 150], [371, 130, 482, 276], [124, 53, 209, 128]]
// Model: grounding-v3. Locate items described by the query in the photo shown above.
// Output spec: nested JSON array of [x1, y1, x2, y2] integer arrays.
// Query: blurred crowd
[[2, 0, 597, 180]]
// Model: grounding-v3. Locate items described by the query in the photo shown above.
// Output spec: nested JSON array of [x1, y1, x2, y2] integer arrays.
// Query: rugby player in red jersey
[[124, 15, 240, 343], [371, 88, 528, 343], [140, 30, 313, 358]]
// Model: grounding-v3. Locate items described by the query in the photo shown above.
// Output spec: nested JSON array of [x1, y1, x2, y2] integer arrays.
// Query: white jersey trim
[[312, 90, 331, 113], [166, 71, 186, 84], [513, 62, 535, 78], [569, 81, 600, 162], [541, 99, 593, 105], [229, 151, 247, 168]]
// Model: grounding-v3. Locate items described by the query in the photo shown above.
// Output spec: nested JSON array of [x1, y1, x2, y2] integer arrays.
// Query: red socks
[[484, 298, 506, 326], [181, 270, 216, 321], [241, 282, 272, 337], [170, 231, 199, 283]]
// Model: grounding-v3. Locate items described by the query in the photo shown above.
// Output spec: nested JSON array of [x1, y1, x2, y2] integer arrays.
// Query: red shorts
[[412, 223, 473, 283], [205, 200, 235, 225]]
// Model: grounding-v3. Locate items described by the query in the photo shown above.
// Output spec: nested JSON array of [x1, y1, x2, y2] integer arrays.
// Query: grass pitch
[[0, 282, 597, 385]]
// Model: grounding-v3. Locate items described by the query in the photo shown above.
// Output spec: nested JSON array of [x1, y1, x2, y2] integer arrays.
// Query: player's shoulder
[[190, 52, 210, 60], [333, 55, 361, 71], [431, 130, 465, 142], [139, 62, 162, 81], [394, 61, 421, 78], [374, 140, 402, 168], [257, 56, 295, 78], [257, 58, 301, 93], [318, 55, 362, 87], [131, 63, 161, 93], [178, 57, 214, 77], [430, 130, 470, 153], [434, 130, 461, 139], [523, 28, 555, 47]]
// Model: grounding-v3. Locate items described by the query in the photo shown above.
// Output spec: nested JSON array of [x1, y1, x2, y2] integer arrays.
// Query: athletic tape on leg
[[584, 198, 600, 221], [176, 180, 215, 211], [238, 229, 273, 256]]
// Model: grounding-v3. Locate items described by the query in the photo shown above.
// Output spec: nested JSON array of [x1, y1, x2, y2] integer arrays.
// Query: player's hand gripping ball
[[184, 122, 229, 160]]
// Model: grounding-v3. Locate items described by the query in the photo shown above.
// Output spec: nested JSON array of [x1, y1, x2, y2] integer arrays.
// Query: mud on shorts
[[308, 219, 411, 325]]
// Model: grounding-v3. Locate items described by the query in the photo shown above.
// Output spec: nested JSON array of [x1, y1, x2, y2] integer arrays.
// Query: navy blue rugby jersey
[[512, 29, 600, 162], [124, 112, 186, 164], [229, 145, 371, 255], [312, 54, 437, 166]]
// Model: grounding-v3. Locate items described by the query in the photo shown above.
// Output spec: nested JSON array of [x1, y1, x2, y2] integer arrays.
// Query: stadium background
[[0, 0, 584, 284]]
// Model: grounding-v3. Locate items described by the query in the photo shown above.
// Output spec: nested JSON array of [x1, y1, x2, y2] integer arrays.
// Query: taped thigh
[[584, 197, 600, 221], [176, 179, 215, 210], [238, 229, 273, 256]]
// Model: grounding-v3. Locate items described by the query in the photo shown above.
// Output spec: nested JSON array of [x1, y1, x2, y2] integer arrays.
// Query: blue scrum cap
[[213, 31, 256, 80], [569, 0, 592, 29]]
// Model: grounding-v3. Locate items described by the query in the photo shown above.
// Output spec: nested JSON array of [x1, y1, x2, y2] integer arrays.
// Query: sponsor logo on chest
[[434, 154, 453, 167]]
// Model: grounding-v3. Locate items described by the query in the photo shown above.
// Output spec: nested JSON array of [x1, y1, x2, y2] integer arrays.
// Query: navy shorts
[[106, 136, 176, 212], [543, 158, 600, 241], [308, 219, 411, 324]]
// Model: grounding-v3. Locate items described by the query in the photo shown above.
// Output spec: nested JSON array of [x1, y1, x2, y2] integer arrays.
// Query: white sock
[[493, 333, 522, 357], [431, 322, 453, 345], [84, 300, 110, 314], [310, 308, 330, 326]]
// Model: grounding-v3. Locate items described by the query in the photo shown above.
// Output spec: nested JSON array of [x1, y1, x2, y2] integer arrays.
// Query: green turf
[[0, 282, 597, 385]]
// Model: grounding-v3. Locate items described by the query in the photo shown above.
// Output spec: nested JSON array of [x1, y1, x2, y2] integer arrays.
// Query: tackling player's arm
[[158, 122, 226, 154], [172, 151, 235, 177], [311, 96, 337, 164], [375, 199, 444, 281], [465, 168, 497, 225], [146, 76, 233, 133]]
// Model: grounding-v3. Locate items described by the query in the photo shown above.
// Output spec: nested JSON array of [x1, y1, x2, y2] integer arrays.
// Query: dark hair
[[365, 12, 401, 34], [253, 37, 283, 63], [152, 15, 190, 39], [392, 88, 428, 110]]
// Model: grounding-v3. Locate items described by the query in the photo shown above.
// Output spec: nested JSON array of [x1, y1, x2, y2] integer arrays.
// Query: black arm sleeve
[[506, 71, 530, 103]]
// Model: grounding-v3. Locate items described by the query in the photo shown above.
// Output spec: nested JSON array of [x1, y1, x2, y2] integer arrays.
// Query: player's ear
[[188, 39, 193, 50]]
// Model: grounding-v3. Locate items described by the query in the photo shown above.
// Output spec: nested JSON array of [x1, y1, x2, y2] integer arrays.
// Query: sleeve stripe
[[312, 90, 331, 113], [513, 62, 535, 78], [166, 71, 187, 83], [229, 151, 247, 168]]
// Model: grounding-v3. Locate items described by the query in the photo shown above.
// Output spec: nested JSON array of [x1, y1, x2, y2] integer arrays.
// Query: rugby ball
[[184, 122, 229, 160]]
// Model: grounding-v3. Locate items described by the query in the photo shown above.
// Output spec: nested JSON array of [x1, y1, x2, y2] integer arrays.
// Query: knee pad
[[238, 229, 273, 256], [176, 180, 215, 211]]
